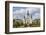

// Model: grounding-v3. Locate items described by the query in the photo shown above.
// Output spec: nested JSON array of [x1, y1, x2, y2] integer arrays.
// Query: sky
[[13, 7, 40, 20]]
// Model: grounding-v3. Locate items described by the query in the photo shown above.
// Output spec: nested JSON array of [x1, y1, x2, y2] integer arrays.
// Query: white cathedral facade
[[23, 9, 32, 25]]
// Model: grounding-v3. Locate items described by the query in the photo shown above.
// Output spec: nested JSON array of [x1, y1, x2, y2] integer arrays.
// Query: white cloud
[[13, 9, 26, 19], [13, 7, 39, 15], [25, 7, 39, 14], [32, 13, 40, 20], [13, 7, 40, 19], [13, 9, 25, 15]]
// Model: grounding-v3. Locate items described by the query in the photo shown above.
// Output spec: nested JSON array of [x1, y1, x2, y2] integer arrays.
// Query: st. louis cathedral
[[23, 9, 32, 25]]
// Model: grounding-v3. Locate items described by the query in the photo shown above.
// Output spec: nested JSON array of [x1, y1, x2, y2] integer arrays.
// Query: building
[[23, 9, 32, 25]]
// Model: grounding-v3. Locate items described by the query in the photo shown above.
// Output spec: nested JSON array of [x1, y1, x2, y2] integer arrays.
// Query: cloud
[[13, 7, 40, 20], [25, 7, 40, 15], [13, 9, 26, 19], [13, 9, 25, 15], [32, 13, 40, 20]]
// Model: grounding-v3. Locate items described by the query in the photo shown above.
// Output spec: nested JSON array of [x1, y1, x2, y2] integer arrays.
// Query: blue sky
[[13, 7, 40, 20]]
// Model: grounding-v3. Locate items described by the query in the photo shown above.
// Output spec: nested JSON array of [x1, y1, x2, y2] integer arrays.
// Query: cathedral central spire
[[27, 10, 29, 16]]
